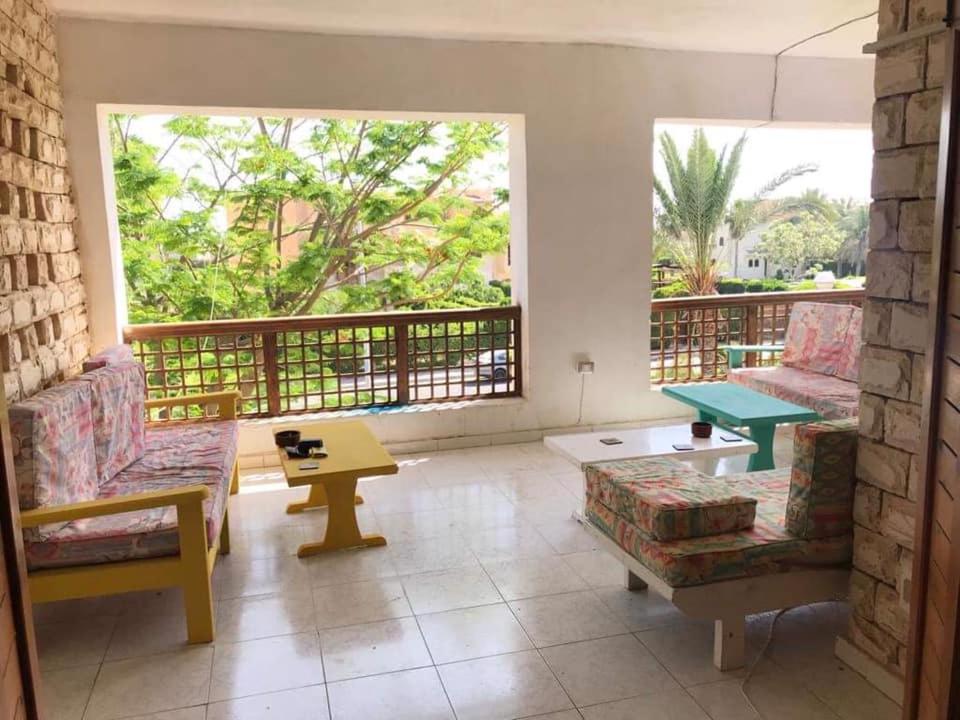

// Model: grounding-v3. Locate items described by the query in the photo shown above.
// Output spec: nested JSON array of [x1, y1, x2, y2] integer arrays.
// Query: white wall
[[55, 18, 874, 448]]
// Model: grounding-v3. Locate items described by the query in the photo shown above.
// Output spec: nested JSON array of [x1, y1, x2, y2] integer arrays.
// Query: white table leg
[[713, 615, 746, 671]]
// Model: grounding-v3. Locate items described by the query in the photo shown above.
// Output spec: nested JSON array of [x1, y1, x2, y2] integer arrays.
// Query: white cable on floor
[[740, 606, 792, 717]]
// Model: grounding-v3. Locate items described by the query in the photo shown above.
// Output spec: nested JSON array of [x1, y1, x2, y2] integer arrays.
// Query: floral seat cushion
[[586, 468, 852, 587], [584, 458, 756, 541], [24, 421, 238, 570], [728, 366, 858, 419], [780, 302, 854, 375]]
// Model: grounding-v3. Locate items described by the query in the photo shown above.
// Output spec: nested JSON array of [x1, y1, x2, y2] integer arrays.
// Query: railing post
[[395, 323, 410, 405], [745, 305, 760, 368], [262, 332, 281, 416]]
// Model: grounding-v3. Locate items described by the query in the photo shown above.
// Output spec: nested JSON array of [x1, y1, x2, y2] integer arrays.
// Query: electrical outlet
[[577, 360, 595, 375]]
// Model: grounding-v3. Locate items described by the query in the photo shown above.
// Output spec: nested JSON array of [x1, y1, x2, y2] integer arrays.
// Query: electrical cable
[[576, 373, 586, 425], [740, 607, 793, 717], [763, 10, 879, 125]]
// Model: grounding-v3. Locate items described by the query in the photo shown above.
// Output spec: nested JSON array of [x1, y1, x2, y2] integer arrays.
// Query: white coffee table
[[544, 424, 759, 472]]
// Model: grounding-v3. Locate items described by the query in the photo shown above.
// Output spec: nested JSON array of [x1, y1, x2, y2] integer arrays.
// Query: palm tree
[[835, 199, 869, 275], [724, 173, 831, 277], [654, 129, 746, 295]]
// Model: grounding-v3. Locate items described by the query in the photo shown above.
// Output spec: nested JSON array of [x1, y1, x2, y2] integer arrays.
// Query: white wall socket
[[577, 360, 595, 375]]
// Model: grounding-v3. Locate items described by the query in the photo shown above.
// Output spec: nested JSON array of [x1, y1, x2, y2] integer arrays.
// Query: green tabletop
[[662, 383, 819, 425], [661, 383, 819, 471]]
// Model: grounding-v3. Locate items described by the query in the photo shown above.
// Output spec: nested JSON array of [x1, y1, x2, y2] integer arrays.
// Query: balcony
[[651, 288, 865, 385], [123, 306, 522, 420]]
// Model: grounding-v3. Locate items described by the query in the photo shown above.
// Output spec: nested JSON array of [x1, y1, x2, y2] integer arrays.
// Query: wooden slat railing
[[650, 288, 864, 384], [123, 306, 522, 418]]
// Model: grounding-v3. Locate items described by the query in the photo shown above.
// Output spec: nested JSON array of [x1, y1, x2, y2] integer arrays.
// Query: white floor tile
[[85, 647, 213, 720], [319, 617, 432, 682], [579, 687, 710, 719], [40, 663, 98, 720], [209, 632, 324, 701], [483, 555, 589, 601], [687, 673, 839, 720], [313, 578, 411, 629], [401, 565, 502, 615], [328, 667, 454, 720], [540, 634, 680, 707], [215, 590, 316, 642], [418, 603, 532, 664], [206, 685, 329, 720], [509, 591, 628, 647], [437, 650, 573, 720], [36, 616, 116, 670]]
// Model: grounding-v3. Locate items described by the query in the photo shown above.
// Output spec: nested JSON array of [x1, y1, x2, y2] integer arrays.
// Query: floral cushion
[[82, 344, 135, 372], [10, 382, 99, 512], [729, 366, 858, 419], [780, 302, 854, 375], [834, 308, 863, 382], [586, 466, 852, 588], [77, 363, 146, 485], [786, 418, 858, 539], [584, 458, 756, 540], [24, 421, 238, 570]]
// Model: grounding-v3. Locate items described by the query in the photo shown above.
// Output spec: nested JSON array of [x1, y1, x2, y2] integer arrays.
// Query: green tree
[[752, 213, 844, 277], [834, 199, 869, 275], [654, 129, 746, 295], [725, 181, 832, 276], [111, 115, 510, 323]]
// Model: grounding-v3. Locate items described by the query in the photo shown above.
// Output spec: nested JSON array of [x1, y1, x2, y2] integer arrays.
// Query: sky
[[654, 123, 873, 203], [117, 115, 873, 219]]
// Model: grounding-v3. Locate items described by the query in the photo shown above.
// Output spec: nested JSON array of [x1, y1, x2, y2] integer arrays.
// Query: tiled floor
[[35, 436, 900, 720]]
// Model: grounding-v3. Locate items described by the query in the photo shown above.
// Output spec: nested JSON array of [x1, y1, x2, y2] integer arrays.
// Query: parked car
[[478, 349, 511, 381]]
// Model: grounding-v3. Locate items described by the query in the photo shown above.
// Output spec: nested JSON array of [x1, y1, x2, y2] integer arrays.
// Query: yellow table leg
[[286, 482, 364, 514], [296, 477, 386, 557]]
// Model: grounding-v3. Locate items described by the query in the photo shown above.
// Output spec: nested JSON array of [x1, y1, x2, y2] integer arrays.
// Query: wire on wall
[[764, 10, 879, 125]]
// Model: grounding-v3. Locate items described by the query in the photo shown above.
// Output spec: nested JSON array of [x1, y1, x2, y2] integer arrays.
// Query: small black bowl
[[691, 421, 713, 439], [275, 429, 301, 448]]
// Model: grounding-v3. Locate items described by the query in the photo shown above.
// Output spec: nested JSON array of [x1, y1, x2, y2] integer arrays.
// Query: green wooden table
[[661, 383, 820, 471]]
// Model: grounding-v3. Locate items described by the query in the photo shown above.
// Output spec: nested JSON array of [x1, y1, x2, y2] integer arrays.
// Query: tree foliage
[[111, 115, 511, 323], [753, 213, 844, 276], [653, 129, 746, 295]]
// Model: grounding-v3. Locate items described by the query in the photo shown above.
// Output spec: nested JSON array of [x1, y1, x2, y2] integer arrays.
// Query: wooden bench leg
[[178, 501, 214, 644], [624, 569, 647, 591], [713, 615, 746, 671], [230, 462, 240, 495], [219, 509, 231, 556]]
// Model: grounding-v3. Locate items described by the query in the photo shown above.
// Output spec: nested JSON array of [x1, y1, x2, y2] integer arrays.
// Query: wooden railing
[[123, 306, 522, 418], [650, 288, 864, 384]]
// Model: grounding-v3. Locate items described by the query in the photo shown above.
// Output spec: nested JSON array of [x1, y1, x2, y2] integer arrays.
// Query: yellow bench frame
[[22, 391, 241, 644]]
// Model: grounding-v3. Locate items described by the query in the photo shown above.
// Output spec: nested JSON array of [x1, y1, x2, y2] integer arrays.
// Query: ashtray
[[275, 430, 301, 448], [691, 421, 713, 438]]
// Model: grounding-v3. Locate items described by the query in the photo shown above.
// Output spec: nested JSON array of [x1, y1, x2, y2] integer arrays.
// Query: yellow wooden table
[[275, 421, 398, 558]]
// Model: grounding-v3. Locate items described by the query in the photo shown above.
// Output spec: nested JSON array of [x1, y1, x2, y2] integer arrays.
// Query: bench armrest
[[719, 344, 786, 369], [145, 391, 240, 421], [20, 485, 209, 528]]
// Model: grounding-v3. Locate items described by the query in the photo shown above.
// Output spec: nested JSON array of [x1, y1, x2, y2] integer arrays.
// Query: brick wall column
[[0, 0, 90, 401], [842, 0, 946, 692]]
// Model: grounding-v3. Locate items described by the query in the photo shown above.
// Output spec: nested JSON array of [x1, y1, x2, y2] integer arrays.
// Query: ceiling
[[49, 0, 879, 58]]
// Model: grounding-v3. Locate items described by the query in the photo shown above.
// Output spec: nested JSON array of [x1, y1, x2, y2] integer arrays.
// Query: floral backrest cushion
[[834, 307, 864, 382], [785, 418, 859, 539], [9, 382, 99, 510], [77, 362, 146, 485], [82, 344, 135, 373], [781, 302, 855, 376]]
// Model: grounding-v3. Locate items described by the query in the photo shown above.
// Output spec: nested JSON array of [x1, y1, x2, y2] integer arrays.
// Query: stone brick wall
[[0, 0, 89, 401], [849, 0, 944, 679]]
